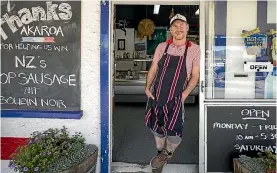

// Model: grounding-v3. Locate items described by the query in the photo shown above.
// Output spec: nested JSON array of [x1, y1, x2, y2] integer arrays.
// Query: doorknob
[[200, 80, 205, 93]]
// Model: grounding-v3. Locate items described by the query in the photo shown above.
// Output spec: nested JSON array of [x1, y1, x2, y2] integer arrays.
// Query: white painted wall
[[225, 1, 257, 98], [267, 1, 276, 24], [115, 28, 135, 58], [1, 1, 101, 172], [115, 29, 148, 71]]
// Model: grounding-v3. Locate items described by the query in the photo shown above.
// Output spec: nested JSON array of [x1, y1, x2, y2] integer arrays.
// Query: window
[[205, 1, 276, 100]]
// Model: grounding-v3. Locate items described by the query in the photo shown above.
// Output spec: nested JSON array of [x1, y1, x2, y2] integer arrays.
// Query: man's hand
[[181, 92, 189, 103], [145, 88, 155, 100]]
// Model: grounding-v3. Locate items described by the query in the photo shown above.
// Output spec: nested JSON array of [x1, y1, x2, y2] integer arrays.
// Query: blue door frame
[[100, 1, 110, 173]]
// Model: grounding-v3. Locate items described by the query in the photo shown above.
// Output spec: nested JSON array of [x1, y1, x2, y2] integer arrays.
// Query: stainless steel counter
[[114, 79, 199, 103]]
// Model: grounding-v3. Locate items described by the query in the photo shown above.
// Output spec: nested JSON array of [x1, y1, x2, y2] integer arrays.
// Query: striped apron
[[144, 43, 189, 137]]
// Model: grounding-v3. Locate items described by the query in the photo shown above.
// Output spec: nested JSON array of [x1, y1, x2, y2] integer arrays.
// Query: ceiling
[[115, 5, 199, 29]]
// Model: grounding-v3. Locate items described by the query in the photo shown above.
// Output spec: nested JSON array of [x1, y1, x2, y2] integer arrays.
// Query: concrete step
[[111, 162, 198, 173]]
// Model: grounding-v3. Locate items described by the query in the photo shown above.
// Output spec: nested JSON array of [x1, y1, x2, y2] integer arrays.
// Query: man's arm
[[182, 66, 200, 97], [182, 46, 200, 99], [145, 63, 158, 89]]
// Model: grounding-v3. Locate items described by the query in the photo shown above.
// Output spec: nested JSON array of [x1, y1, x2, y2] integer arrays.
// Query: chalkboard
[[1, 1, 81, 111], [207, 105, 276, 172]]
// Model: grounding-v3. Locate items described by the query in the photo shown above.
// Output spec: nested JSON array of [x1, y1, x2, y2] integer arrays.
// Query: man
[[144, 14, 200, 172]]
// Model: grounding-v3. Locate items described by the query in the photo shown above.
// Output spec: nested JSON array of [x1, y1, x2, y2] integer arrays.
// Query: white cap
[[170, 14, 187, 25]]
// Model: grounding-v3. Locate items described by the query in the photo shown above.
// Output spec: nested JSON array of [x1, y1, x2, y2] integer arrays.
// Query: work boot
[[152, 166, 163, 173], [150, 149, 173, 169]]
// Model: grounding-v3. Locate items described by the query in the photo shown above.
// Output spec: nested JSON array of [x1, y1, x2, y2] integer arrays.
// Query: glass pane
[[205, 1, 276, 100]]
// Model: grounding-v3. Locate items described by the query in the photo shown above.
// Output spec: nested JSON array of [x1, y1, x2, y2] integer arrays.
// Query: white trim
[[206, 1, 215, 99], [204, 99, 276, 103], [204, 104, 276, 106], [112, 162, 198, 173], [198, 1, 206, 173], [112, 0, 199, 5], [202, 2, 216, 172]]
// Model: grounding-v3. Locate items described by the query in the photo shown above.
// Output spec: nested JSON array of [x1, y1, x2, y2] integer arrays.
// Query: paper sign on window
[[241, 28, 268, 57]]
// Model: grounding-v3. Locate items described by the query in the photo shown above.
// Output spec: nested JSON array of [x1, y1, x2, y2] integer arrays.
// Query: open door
[[108, 1, 206, 172], [198, 1, 212, 173]]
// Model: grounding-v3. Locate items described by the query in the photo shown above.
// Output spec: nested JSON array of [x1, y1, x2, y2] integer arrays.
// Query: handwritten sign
[[0, 1, 81, 111], [207, 105, 276, 172]]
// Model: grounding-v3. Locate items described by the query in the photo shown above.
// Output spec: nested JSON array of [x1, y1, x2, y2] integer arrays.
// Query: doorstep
[[111, 162, 198, 173]]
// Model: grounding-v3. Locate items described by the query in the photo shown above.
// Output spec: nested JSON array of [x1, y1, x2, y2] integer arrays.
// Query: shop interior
[[112, 4, 200, 165]]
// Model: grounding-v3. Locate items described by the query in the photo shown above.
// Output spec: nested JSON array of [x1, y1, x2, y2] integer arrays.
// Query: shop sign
[[206, 105, 276, 172], [244, 61, 273, 72], [1, 1, 81, 111]]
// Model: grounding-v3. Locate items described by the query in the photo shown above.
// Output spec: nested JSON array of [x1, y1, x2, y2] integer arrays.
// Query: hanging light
[[195, 9, 199, 15], [153, 5, 160, 14], [7, 0, 11, 12]]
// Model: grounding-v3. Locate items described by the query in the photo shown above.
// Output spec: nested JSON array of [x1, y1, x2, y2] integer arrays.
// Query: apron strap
[[181, 41, 189, 92], [163, 44, 170, 54], [183, 41, 189, 57]]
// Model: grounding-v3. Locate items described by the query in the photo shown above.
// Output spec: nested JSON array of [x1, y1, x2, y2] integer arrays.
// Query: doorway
[[105, 1, 205, 172]]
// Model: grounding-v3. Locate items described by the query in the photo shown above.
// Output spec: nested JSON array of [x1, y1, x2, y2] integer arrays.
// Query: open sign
[[250, 65, 267, 70], [244, 61, 273, 72]]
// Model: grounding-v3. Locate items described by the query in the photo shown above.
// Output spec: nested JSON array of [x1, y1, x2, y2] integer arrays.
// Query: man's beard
[[173, 34, 186, 40]]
